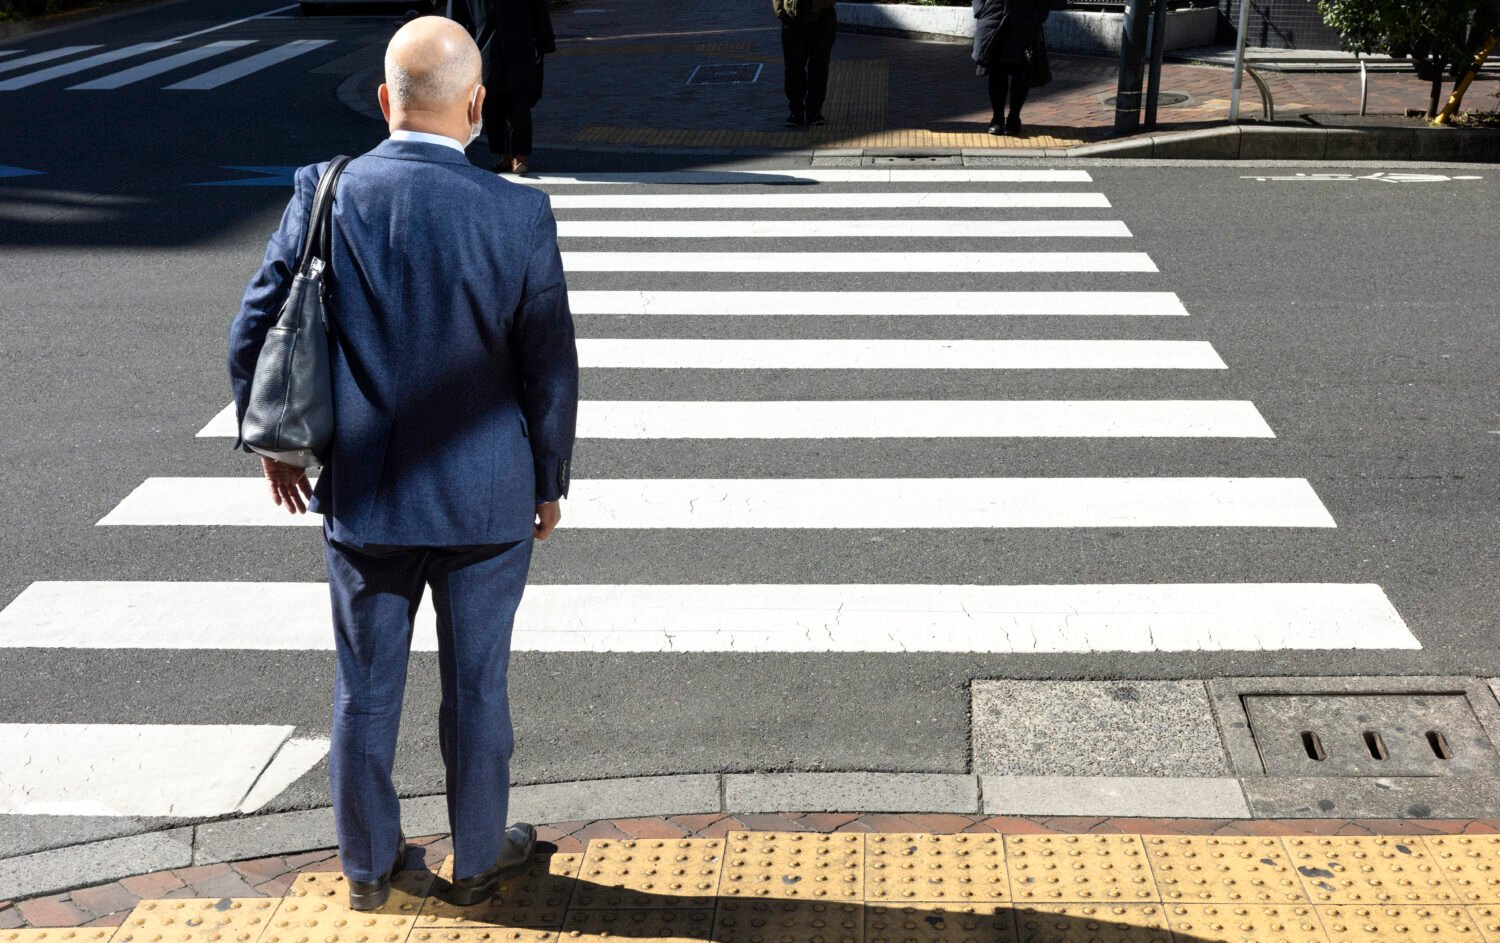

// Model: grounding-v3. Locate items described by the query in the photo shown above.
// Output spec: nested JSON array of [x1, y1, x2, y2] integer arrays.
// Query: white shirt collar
[[389, 129, 467, 154]]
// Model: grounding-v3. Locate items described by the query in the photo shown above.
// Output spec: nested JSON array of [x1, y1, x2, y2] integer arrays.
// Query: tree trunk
[[1428, 74, 1443, 118]]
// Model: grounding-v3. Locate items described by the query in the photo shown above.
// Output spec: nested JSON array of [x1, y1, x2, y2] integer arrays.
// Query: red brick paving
[[16, 896, 89, 928], [67, 883, 136, 919]]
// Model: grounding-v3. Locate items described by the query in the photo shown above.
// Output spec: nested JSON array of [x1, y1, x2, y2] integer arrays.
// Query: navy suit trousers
[[324, 531, 533, 883]]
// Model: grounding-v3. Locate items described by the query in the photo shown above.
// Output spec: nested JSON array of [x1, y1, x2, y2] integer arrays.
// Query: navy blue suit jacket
[[229, 138, 579, 547]]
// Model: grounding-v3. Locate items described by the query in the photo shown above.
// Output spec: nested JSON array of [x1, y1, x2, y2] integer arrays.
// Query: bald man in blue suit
[[228, 17, 578, 911]]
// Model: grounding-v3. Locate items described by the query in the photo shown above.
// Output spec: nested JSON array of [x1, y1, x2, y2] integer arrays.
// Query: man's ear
[[377, 83, 392, 121], [472, 83, 486, 123]]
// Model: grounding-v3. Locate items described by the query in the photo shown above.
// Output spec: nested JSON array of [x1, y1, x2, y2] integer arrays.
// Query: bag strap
[[296, 155, 352, 277]]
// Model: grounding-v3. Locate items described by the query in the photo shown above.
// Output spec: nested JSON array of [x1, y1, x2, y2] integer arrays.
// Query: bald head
[[384, 16, 482, 113]]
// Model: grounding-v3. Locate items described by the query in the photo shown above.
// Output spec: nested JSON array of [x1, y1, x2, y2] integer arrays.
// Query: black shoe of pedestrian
[[347, 833, 407, 912], [435, 823, 537, 907], [785, 110, 805, 127], [987, 123, 1003, 135], [1005, 117, 1023, 135], [807, 111, 827, 125]]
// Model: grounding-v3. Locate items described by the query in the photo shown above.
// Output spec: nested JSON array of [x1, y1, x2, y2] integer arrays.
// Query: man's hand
[[261, 456, 312, 515], [534, 501, 561, 540]]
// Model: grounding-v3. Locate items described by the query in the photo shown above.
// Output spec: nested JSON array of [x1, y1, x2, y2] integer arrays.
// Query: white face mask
[[466, 83, 483, 147]]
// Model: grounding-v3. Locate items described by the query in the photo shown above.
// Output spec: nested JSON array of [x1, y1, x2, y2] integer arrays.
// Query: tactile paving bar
[[1315, 904, 1483, 941], [419, 854, 581, 929], [1143, 836, 1306, 904], [0, 932, 120, 943], [1423, 836, 1500, 904], [572, 840, 724, 909], [721, 832, 865, 901], [559, 909, 714, 943], [1285, 838, 1458, 906], [1164, 904, 1328, 943], [1012, 904, 1171, 943], [865, 904, 1011, 943], [1006, 836, 1159, 904], [713, 899, 863, 943], [865, 834, 1009, 903], [113, 898, 282, 943], [263, 871, 434, 943]]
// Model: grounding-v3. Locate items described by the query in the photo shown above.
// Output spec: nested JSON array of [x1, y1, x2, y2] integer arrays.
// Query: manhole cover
[[1100, 92, 1192, 108], [687, 63, 762, 85], [1244, 693, 1500, 777]]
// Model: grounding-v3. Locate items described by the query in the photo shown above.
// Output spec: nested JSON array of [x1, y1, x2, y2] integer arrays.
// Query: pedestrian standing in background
[[449, 0, 555, 173], [775, 0, 837, 127], [972, 0, 1050, 135]]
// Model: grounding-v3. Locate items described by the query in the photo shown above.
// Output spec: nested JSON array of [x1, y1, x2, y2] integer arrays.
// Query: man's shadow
[[397, 840, 1229, 943]]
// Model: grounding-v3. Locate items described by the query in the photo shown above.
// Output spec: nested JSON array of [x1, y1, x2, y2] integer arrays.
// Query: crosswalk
[[0, 166, 1419, 821], [0, 38, 334, 92]]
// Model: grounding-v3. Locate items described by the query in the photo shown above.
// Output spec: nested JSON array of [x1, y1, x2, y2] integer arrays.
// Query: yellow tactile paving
[[1006, 836, 1159, 904], [1143, 836, 1306, 905], [113, 898, 282, 943], [572, 840, 724, 909], [865, 903, 1012, 943], [1466, 904, 1500, 942], [1315, 904, 1483, 942], [419, 854, 581, 929], [558, 910, 714, 943], [409, 931, 558, 943], [1011, 903, 1171, 943], [865, 834, 1009, 903], [713, 899, 862, 943], [0, 932, 120, 943], [262, 871, 434, 943], [1164, 904, 1328, 943], [720, 832, 865, 901], [1285, 838, 1458, 906], [1424, 836, 1500, 903], [572, 125, 1089, 150]]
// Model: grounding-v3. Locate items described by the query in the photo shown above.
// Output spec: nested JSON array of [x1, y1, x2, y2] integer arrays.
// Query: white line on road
[[0, 724, 327, 816], [556, 220, 1133, 239], [560, 252, 1157, 272], [96, 477, 1335, 528], [69, 40, 255, 89], [0, 46, 103, 76], [515, 169, 1095, 185], [166, 3, 298, 42], [165, 39, 333, 90], [566, 291, 1189, 316], [0, 42, 176, 90], [0, 582, 1414, 652], [574, 339, 1226, 369], [549, 193, 1111, 209]]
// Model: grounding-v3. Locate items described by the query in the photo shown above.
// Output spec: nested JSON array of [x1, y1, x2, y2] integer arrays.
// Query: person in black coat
[[972, 0, 1048, 135], [448, 0, 555, 173]]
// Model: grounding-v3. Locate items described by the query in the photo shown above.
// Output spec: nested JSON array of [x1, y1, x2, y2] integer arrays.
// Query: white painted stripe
[[69, 40, 254, 89], [0, 46, 103, 75], [198, 402, 237, 437], [165, 39, 333, 90], [551, 193, 1110, 209], [517, 169, 1094, 185], [166, 3, 297, 42], [0, 582, 1415, 652], [0, 42, 176, 90], [567, 290, 1189, 316], [576, 401, 1274, 438], [0, 51, 20, 60], [575, 339, 1226, 370], [561, 252, 1157, 272], [556, 220, 1133, 239], [96, 477, 1334, 528], [0, 724, 327, 816]]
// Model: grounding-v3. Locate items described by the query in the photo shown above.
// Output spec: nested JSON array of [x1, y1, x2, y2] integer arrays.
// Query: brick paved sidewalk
[[7, 814, 1500, 930]]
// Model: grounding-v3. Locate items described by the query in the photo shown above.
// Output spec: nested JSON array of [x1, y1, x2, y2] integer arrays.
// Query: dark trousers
[[324, 532, 534, 883], [780, 10, 836, 114], [987, 64, 1030, 123], [485, 89, 534, 157]]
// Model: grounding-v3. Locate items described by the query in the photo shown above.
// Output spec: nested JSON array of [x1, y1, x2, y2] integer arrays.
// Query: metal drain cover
[[1101, 92, 1191, 108], [687, 63, 762, 85], [1244, 693, 1500, 777]]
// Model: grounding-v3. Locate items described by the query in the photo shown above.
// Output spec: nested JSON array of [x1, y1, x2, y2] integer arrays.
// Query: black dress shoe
[[1005, 117, 1023, 135], [807, 111, 827, 125], [436, 823, 538, 907], [347, 833, 407, 911], [987, 123, 1003, 135], [784, 109, 805, 127]]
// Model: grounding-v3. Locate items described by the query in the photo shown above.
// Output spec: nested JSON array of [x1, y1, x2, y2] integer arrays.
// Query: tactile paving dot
[[1163, 904, 1328, 943], [1005, 836, 1159, 903], [1423, 836, 1500, 903], [721, 832, 865, 900], [1466, 904, 1500, 942], [1286, 838, 1457, 906], [113, 898, 283, 943], [571, 840, 724, 909], [1315, 904, 1482, 942], [1012, 904, 1170, 943], [0, 931, 120, 943], [714, 899, 863, 943], [409, 930, 559, 943], [419, 853, 581, 928], [560, 910, 714, 943], [1143, 836, 1306, 904], [264, 872, 434, 943], [865, 834, 1009, 903], [865, 903, 1010, 943]]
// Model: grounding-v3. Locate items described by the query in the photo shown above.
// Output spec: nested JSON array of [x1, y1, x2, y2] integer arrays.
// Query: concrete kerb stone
[[1148, 125, 1242, 159], [508, 774, 721, 824], [1237, 125, 1331, 160], [981, 776, 1251, 818], [724, 773, 980, 814], [0, 828, 193, 902]]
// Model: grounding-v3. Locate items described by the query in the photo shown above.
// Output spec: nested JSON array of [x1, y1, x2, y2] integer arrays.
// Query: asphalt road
[[2, 0, 1499, 857]]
